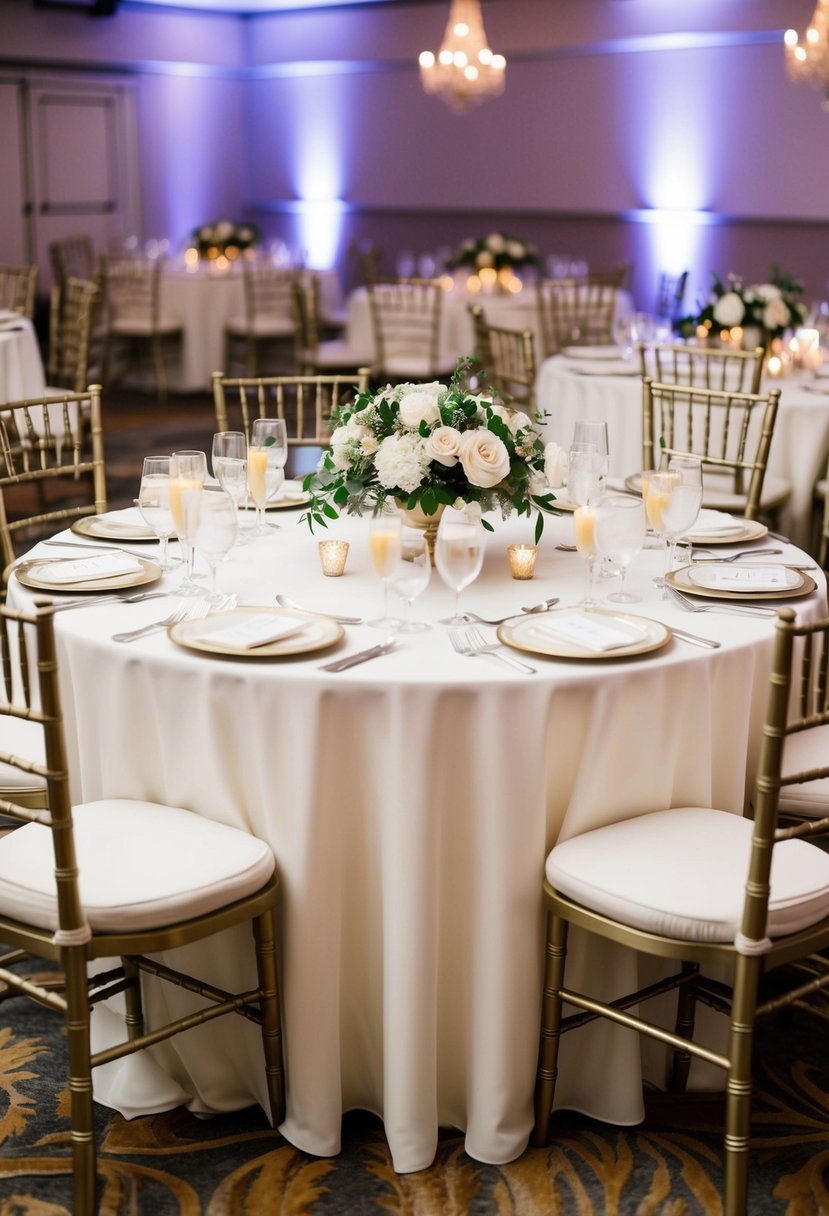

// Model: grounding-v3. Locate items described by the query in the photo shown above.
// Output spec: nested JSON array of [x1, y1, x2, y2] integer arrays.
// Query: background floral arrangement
[[446, 232, 542, 272], [302, 360, 561, 541], [190, 219, 261, 258], [679, 265, 806, 342]]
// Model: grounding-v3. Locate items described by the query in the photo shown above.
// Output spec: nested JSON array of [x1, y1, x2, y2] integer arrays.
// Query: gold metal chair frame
[[47, 276, 101, 393], [533, 607, 829, 1216], [469, 304, 537, 411], [0, 603, 284, 1215], [0, 264, 38, 320], [225, 262, 298, 377], [212, 368, 370, 448], [642, 376, 782, 521], [49, 234, 96, 289], [638, 340, 765, 395], [101, 255, 181, 400], [536, 265, 628, 357], [366, 278, 448, 382], [291, 275, 366, 376]]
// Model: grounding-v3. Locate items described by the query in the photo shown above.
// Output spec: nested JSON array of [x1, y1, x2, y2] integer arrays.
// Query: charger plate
[[15, 556, 162, 593], [497, 607, 671, 661], [624, 479, 769, 545], [562, 345, 624, 360], [71, 511, 158, 542], [168, 606, 343, 658], [667, 564, 816, 602]]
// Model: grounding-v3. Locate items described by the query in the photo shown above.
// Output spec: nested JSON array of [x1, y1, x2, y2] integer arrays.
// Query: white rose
[[450, 499, 483, 524], [486, 233, 506, 252], [763, 297, 790, 330], [748, 283, 781, 303], [215, 220, 234, 239], [397, 385, 442, 430], [712, 292, 745, 328], [476, 251, 494, 269], [425, 426, 462, 467], [490, 404, 533, 436], [459, 429, 511, 488], [506, 239, 525, 261], [544, 441, 568, 488]]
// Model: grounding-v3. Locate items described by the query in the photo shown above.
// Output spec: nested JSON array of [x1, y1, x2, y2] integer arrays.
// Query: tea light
[[767, 354, 783, 377], [507, 543, 538, 579], [318, 539, 349, 577]]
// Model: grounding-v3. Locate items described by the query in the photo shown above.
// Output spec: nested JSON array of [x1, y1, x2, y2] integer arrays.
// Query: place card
[[204, 612, 309, 649], [688, 564, 797, 593], [532, 611, 639, 653], [36, 554, 144, 584]]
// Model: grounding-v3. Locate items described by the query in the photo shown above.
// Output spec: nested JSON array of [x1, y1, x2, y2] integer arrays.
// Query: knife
[[320, 639, 396, 671], [669, 627, 721, 649]]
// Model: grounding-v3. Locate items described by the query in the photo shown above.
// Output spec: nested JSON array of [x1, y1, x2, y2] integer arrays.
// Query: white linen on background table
[[0, 317, 46, 404], [8, 511, 827, 1172]]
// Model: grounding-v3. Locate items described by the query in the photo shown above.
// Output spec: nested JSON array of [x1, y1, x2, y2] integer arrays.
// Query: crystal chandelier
[[785, 1, 829, 109], [418, 0, 506, 113]]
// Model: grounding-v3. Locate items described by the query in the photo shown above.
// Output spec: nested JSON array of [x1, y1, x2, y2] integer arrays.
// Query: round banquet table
[[535, 352, 829, 550], [7, 506, 828, 1173], [0, 313, 46, 404]]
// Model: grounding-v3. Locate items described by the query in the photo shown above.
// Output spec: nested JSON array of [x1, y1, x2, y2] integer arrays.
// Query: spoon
[[459, 597, 561, 625], [276, 593, 362, 624]]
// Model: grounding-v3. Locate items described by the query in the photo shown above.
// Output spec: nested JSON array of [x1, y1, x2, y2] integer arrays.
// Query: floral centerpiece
[[679, 265, 807, 347], [446, 232, 542, 273], [189, 219, 261, 260], [301, 359, 563, 547]]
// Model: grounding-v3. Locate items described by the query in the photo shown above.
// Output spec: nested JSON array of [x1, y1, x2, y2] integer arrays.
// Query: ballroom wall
[[0, 0, 826, 311]]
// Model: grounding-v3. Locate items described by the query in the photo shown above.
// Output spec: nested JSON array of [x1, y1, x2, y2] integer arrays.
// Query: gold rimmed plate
[[167, 606, 343, 658], [667, 564, 816, 602], [683, 518, 768, 545], [71, 510, 159, 542], [497, 607, 671, 661], [15, 556, 162, 593]]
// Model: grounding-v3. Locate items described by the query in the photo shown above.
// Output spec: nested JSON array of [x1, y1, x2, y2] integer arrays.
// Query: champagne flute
[[593, 493, 646, 603], [367, 504, 403, 630], [572, 420, 609, 481], [212, 431, 250, 543], [193, 489, 238, 605], [567, 443, 605, 507], [389, 529, 431, 633], [573, 503, 601, 607], [170, 449, 207, 593], [248, 418, 288, 536], [136, 455, 176, 569], [645, 456, 702, 594], [435, 515, 485, 625]]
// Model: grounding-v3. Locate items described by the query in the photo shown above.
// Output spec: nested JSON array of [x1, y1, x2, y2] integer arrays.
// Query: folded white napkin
[[570, 361, 639, 378], [274, 480, 307, 502], [688, 564, 795, 593], [686, 509, 743, 537], [205, 612, 309, 649], [36, 554, 144, 585], [530, 611, 639, 652], [86, 508, 154, 537]]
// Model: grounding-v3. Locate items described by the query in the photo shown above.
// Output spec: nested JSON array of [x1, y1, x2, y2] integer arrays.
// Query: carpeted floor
[[1, 965, 829, 1214]]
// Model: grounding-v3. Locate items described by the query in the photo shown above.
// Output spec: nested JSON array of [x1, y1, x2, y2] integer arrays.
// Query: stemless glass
[[136, 455, 176, 569], [367, 504, 403, 630], [389, 529, 431, 633], [169, 449, 207, 593], [646, 456, 703, 592], [194, 489, 238, 605], [435, 515, 485, 625], [248, 418, 288, 536], [593, 493, 646, 603], [572, 419, 609, 480]]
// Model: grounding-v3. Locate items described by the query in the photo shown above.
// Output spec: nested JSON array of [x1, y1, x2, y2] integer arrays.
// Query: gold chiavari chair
[[367, 279, 457, 382], [533, 607, 829, 1216], [100, 255, 183, 400], [638, 340, 765, 395], [654, 269, 688, 323], [291, 274, 371, 376], [47, 277, 101, 393], [641, 377, 788, 521], [469, 304, 537, 411], [0, 601, 284, 1215], [0, 386, 107, 576], [0, 264, 38, 320], [224, 261, 297, 377], [48, 234, 96, 289], [813, 454, 829, 570], [536, 264, 628, 357], [212, 368, 371, 450]]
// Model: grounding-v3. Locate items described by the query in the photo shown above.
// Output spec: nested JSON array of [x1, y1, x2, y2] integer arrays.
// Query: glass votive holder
[[507, 543, 538, 579], [318, 539, 349, 577]]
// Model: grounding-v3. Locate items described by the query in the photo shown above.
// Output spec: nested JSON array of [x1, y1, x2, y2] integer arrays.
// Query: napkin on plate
[[273, 480, 307, 503], [35, 554, 145, 585], [687, 564, 795, 593], [203, 612, 309, 649], [685, 509, 744, 537], [87, 508, 155, 537], [529, 611, 640, 653]]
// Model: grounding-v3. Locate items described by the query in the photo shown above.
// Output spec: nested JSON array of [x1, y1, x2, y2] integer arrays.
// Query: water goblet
[[135, 455, 176, 569], [645, 456, 702, 594], [212, 430, 250, 542], [170, 449, 207, 593], [249, 418, 288, 536], [572, 420, 609, 480], [593, 493, 646, 603], [193, 489, 238, 605], [389, 529, 431, 633], [435, 515, 485, 625], [367, 503, 403, 630], [567, 442, 606, 508]]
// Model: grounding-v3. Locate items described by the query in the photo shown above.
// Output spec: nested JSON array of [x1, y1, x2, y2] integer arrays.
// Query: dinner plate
[[667, 564, 816, 602], [688, 563, 801, 594], [14, 556, 162, 593], [71, 510, 159, 542], [497, 607, 671, 660], [244, 483, 311, 511], [623, 483, 769, 545], [167, 606, 343, 658], [562, 345, 625, 360]]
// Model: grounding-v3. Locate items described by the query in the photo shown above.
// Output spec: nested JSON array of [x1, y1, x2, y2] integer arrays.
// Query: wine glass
[[367, 503, 403, 630], [193, 489, 238, 605], [135, 455, 176, 569], [389, 529, 431, 633], [435, 515, 485, 625], [212, 431, 250, 543], [572, 420, 609, 480], [593, 493, 646, 603], [248, 418, 288, 536], [567, 443, 606, 507], [169, 449, 207, 593], [645, 456, 703, 593]]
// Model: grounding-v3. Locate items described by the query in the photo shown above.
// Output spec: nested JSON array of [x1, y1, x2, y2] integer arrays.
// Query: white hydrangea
[[374, 432, 430, 493], [763, 297, 790, 330], [712, 291, 745, 328], [329, 424, 371, 471], [486, 233, 506, 253]]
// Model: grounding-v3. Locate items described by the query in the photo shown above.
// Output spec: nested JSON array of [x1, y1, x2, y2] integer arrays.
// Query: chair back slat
[[0, 265, 38, 320], [367, 280, 445, 377], [48, 278, 100, 393], [536, 265, 627, 356], [469, 304, 537, 410], [212, 370, 371, 447], [638, 341, 765, 396]]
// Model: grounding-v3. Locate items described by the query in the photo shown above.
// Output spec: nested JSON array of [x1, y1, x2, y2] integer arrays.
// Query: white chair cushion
[[702, 470, 791, 513], [0, 715, 46, 793], [0, 799, 275, 933], [780, 724, 829, 818], [383, 355, 457, 379], [224, 315, 294, 338], [546, 807, 829, 944], [315, 340, 372, 368], [110, 316, 183, 336]]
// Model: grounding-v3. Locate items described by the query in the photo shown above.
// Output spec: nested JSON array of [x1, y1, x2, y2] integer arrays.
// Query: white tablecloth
[[0, 315, 46, 404], [536, 354, 829, 549], [8, 509, 827, 1172]]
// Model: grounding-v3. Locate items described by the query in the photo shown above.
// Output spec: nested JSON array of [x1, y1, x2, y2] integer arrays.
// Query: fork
[[690, 547, 783, 562], [111, 600, 209, 642], [450, 626, 537, 674], [666, 584, 777, 617]]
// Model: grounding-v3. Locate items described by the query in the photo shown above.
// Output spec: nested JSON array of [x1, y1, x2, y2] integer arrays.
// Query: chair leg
[[122, 955, 145, 1042], [531, 907, 568, 1146], [253, 909, 285, 1126], [670, 962, 699, 1093], [64, 947, 97, 1216], [723, 952, 761, 1216]]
